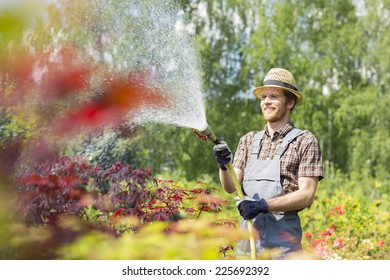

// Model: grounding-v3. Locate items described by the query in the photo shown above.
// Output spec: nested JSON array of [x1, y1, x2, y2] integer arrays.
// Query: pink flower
[[377, 241, 385, 247], [330, 205, 345, 215], [319, 224, 336, 237], [333, 237, 344, 248], [305, 231, 313, 239], [312, 240, 331, 259], [312, 239, 325, 248]]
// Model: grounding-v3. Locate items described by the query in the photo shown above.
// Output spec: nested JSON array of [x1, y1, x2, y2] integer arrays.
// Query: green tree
[[6, 0, 390, 183]]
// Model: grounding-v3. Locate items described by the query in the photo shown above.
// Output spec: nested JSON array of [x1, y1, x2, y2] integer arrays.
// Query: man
[[213, 68, 323, 258]]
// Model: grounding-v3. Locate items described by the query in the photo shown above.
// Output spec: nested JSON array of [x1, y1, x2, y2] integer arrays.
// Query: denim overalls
[[236, 128, 305, 257]]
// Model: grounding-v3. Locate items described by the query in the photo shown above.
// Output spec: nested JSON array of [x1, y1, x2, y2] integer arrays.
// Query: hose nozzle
[[193, 124, 221, 144]]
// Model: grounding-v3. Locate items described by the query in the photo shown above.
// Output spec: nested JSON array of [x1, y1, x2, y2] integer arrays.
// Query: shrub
[[301, 189, 389, 259], [8, 156, 238, 259], [16, 156, 92, 225]]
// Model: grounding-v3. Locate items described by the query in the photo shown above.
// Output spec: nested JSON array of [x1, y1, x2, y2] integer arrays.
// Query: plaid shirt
[[233, 121, 323, 194]]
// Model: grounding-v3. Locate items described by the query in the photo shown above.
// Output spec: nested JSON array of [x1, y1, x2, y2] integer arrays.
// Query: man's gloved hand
[[236, 197, 269, 220], [213, 141, 232, 170]]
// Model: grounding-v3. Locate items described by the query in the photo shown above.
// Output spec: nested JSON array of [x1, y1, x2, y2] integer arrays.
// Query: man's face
[[259, 87, 291, 123]]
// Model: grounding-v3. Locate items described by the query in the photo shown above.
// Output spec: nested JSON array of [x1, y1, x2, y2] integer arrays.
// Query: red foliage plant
[[16, 157, 227, 233], [17, 157, 92, 225]]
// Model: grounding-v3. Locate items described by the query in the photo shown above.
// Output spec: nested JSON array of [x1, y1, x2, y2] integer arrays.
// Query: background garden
[[0, 0, 389, 260]]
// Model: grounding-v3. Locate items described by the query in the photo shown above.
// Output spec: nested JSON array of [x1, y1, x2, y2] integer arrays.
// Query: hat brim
[[253, 85, 302, 103]]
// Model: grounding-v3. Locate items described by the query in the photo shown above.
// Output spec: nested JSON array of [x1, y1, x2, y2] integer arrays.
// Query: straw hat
[[253, 68, 302, 103]]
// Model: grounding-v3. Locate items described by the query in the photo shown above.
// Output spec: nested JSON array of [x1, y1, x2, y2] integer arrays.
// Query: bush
[[4, 156, 239, 259], [301, 188, 389, 259], [2, 156, 388, 260]]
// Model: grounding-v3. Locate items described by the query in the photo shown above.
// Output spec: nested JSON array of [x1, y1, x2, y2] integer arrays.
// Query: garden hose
[[194, 124, 257, 260]]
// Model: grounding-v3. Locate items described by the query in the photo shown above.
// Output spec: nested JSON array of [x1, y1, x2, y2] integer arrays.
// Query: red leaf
[[114, 208, 125, 216], [51, 71, 170, 136], [19, 173, 46, 186], [198, 205, 211, 212], [42, 67, 90, 97]]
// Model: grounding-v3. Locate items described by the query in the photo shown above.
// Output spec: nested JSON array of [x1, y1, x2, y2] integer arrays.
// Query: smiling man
[[213, 68, 323, 258]]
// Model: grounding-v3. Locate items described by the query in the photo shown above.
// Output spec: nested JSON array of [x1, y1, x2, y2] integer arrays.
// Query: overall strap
[[274, 128, 305, 158], [250, 130, 265, 160]]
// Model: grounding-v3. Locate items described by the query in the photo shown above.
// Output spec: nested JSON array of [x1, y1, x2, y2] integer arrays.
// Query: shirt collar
[[264, 121, 295, 138]]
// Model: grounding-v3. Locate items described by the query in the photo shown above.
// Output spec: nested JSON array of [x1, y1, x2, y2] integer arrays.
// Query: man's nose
[[262, 96, 272, 102]]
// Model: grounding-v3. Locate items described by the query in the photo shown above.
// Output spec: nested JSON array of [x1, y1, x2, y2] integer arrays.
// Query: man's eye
[[261, 95, 278, 100]]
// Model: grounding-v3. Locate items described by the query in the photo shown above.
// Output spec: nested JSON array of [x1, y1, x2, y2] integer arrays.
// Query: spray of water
[[129, 1, 207, 131], [1, 0, 211, 170], [81, 0, 208, 131]]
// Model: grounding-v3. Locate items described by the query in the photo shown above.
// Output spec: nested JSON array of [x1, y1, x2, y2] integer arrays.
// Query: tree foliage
[[2, 0, 389, 182], [158, 0, 390, 183]]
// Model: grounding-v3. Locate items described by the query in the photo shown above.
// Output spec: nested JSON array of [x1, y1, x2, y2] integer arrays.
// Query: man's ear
[[287, 98, 296, 111], [284, 90, 297, 111]]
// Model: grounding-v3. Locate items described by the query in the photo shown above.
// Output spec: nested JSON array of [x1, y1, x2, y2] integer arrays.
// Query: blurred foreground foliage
[[0, 157, 241, 260], [0, 156, 388, 260]]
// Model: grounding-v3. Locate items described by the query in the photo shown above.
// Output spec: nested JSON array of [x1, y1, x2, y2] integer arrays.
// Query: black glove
[[237, 198, 269, 220], [213, 141, 232, 170]]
